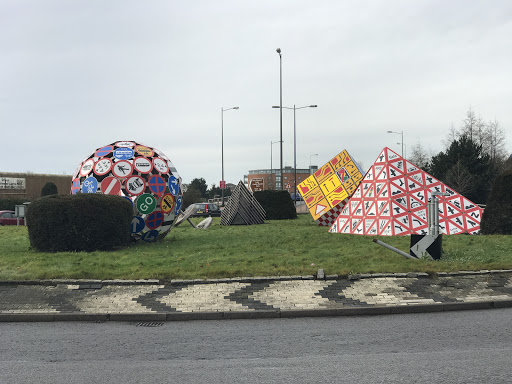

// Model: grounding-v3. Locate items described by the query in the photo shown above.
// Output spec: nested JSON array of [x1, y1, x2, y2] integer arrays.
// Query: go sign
[[136, 194, 156, 214]]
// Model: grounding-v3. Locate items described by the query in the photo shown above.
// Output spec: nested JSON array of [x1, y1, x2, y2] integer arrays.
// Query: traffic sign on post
[[249, 178, 264, 192], [220, 181, 226, 189]]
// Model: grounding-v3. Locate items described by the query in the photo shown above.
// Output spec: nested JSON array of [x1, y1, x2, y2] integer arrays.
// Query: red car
[[0, 211, 25, 226]]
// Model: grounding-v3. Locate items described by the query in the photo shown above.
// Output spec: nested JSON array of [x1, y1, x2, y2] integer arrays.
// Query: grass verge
[[1, 215, 511, 281]]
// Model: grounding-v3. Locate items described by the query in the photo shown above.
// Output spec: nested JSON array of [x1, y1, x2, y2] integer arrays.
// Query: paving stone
[[1, 272, 512, 320]]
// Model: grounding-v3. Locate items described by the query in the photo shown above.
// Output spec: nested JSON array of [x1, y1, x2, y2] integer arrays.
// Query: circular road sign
[[160, 193, 175, 214], [101, 176, 122, 195], [124, 175, 146, 196], [136, 193, 156, 214]]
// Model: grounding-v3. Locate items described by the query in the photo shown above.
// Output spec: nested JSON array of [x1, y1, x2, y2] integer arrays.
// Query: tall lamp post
[[387, 130, 404, 158], [270, 140, 279, 190], [276, 48, 283, 190], [397, 142, 407, 159], [273, 104, 317, 204], [221, 106, 239, 206]]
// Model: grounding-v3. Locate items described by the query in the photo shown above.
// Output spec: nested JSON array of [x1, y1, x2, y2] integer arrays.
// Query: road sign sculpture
[[297, 149, 364, 226], [221, 181, 266, 225], [71, 141, 183, 242], [329, 147, 483, 236]]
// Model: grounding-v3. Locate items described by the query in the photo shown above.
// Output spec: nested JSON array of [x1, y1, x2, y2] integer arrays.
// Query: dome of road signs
[[71, 141, 183, 242]]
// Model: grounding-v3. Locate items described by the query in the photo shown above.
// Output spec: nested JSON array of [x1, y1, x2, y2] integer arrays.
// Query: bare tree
[[409, 142, 431, 169], [442, 123, 459, 149], [449, 107, 508, 167], [460, 106, 485, 143], [484, 118, 507, 162]]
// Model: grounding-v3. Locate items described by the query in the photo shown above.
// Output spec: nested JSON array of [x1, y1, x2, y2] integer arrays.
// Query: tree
[[484, 118, 507, 166], [41, 182, 58, 197], [182, 187, 202, 209], [188, 178, 208, 198], [458, 107, 507, 166], [207, 183, 230, 200], [457, 106, 487, 146], [443, 160, 476, 198], [409, 142, 431, 169], [429, 135, 495, 204], [480, 168, 512, 234]]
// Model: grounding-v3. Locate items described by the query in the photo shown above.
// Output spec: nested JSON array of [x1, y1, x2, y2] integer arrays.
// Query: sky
[[1, 0, 511, 187]]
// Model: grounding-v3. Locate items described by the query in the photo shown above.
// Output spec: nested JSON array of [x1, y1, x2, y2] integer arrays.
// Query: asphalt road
[[1, 309, 511, 383]]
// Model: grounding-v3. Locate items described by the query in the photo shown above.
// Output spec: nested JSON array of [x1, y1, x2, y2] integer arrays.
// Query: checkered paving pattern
[[1, 273, 511, 315]]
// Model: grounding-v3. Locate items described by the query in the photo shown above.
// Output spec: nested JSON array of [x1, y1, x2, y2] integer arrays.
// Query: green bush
[[41, 182, 58, 197], [254, 190, 297, 220], [26, 194, 133, 252], [480, 169, 512, 234], [0, 198, 27, 211]]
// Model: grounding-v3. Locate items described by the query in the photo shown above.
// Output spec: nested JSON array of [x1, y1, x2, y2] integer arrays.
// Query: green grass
[[1, 215, 511, 281]]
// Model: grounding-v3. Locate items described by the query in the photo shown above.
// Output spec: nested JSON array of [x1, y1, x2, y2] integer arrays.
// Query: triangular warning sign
[[329, 147, 483, 236], [315, 203, 327, 216]]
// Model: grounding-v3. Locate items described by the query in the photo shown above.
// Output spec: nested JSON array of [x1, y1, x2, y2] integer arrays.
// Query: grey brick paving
[[1, 272, 511, 320]]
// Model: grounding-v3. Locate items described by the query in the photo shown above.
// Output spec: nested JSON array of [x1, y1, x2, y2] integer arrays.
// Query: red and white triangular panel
[[329, 147, 483, 236]]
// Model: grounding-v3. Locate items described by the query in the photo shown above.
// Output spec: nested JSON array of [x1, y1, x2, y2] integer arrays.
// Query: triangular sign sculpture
[[220, 181, 266, 225], [329, 147, 483, 236]]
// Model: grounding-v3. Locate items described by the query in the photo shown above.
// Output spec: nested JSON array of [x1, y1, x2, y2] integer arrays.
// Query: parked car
[[291, 193, 303, 201], [0, 210, 25, 225], [187, 203, 222, 217]]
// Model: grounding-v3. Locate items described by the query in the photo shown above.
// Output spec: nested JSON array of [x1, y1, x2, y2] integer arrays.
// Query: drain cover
[[136, 321, 164, 327]]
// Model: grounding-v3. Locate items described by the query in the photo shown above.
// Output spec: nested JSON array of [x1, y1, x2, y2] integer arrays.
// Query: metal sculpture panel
[[71, 141, 182, 242], [329, 147, 483, 236], [298, 149, 364, 225]]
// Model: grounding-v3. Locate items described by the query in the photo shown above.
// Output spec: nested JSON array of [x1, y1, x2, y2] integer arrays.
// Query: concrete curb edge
[[1, 299, 511, 322]]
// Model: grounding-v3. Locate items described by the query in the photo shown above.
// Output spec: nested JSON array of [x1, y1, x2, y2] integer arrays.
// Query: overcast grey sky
[[1, 0, 511, 186]]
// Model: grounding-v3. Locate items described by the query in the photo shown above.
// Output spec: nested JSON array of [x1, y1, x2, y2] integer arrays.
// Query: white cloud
[[1, 0, 511, 183]]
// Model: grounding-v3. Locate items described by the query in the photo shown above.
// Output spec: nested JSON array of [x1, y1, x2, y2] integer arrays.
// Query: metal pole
[[221, 107, 224, 206], [401, 131, 404, 159], [277, 48, 283, 190], [293, 104, 296, 205], [434, 198, 440, 236], [220, 106, 238, 206], [270, 141, 273, 190], [430, 191, 450, 235], [372, 239, 417, 260]]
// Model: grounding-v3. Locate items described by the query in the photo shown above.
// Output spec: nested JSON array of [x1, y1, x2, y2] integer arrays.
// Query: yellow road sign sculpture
[[298, 149, 364, 226]]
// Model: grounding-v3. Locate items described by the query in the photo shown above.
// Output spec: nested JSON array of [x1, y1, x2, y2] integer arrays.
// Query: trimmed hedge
[[41, 182, 58, 197], [26, 194, 133, 252], [254, 190, 297, 220], [480, 169, 512, 235], [0, 198, 27, 211]]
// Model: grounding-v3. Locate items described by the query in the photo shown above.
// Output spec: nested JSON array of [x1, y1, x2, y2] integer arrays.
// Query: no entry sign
[[101, 176, 121, 195]]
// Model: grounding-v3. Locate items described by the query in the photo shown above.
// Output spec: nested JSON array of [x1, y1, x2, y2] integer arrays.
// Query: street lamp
[[276, 48, 283, 190], [273, 104, 317, 204], [387, 130, 404, 158], [221, 106, 239, 206], [397, 142, 407, 159], [270, 140, 279, 190]]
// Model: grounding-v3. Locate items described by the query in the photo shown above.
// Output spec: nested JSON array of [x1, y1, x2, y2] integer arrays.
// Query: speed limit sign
[[136, 194, 156, 214]]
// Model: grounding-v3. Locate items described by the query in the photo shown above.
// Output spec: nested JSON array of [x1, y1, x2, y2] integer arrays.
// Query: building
[[0, 172, 72, 200], [245, 165, 318, 193]]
